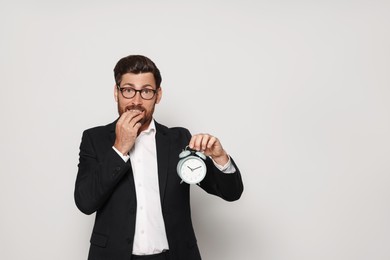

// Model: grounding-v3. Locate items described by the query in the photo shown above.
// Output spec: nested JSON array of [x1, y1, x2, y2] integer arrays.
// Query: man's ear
[[155, 87, 163, 104], [114, 84, 118, 102]]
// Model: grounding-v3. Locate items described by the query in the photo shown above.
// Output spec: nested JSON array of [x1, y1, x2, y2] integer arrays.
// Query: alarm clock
[[177, 146, 207, 184]]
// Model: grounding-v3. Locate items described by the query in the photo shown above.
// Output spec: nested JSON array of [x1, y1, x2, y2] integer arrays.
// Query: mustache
[[125, 105, 145, 112]]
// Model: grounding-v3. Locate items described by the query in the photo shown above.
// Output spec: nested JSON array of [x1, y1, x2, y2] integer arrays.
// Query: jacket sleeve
[[179, 127, 244, 201], [74, 130, 131, 215], [198, 157, 243, 201]]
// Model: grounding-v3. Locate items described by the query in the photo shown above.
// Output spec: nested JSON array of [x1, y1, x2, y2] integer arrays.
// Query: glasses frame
[[116, 85, 157, 100]]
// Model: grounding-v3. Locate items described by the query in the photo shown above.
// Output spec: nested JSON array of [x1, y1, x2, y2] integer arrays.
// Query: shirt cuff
[[112, 146, 130, 162], [211, 155, 236, 174]]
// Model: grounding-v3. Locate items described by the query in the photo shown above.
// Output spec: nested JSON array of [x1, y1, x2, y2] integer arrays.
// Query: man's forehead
[[121, 72, 155, 83]]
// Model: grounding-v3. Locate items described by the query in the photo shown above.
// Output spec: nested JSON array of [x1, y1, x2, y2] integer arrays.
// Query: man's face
[[114, 72, 162, 132]]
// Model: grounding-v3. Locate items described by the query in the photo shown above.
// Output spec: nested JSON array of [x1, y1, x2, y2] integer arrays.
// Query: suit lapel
[[155, 122, 170, 205]]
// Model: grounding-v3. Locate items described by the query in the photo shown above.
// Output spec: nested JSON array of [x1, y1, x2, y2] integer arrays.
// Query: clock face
[[178, 156, 207, 184]]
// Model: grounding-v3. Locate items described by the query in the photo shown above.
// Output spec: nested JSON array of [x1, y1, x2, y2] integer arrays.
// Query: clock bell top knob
[[195, 151, 206, 160], [179, 150, 191, 158]]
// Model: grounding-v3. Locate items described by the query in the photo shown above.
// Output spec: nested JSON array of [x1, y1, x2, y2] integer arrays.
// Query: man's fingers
[[129, 113, 144, 128], [190, 135, 202, 151], [201, 136, 219, 152], [124, 110, 143, 124], [117, 110, 144, 128], [190, 134, 216, 151], [117, 110, 130, 125], [206, 136, 217, 149], [134, 122, 142, 130]]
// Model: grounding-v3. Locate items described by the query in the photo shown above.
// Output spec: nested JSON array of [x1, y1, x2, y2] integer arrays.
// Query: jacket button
[[115, 166, 121, 171]]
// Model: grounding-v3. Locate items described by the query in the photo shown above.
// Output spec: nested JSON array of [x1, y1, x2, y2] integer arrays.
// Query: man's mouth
[[125, 106, 145, 113]]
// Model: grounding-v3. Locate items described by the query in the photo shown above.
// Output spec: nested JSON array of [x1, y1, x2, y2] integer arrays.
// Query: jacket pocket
[[90, 232, 108, 248]]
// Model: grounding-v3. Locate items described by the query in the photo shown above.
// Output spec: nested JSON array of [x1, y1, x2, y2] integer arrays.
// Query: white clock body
[[177, 153, 207, 184]]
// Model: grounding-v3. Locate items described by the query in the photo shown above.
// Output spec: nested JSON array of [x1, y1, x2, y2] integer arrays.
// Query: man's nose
[[132, 91, 143, 105]]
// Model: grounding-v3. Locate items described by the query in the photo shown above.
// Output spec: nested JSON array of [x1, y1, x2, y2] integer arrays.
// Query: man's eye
[[123, 88, 134, 93], [142, 89, 152, 94]]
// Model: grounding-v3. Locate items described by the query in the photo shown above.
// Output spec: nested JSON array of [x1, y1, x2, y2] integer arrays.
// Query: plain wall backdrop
[[1, 1, 389, 259]]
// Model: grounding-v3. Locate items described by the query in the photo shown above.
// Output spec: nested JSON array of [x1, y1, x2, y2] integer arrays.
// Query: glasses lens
[[121, 88, 136, 98], [141, 89, 156, 100]]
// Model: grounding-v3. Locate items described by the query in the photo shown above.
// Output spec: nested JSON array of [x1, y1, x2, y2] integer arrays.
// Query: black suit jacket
[[74, 120, 243, 260]]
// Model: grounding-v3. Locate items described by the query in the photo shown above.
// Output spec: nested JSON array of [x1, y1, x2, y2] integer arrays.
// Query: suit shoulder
[[82, 121, 115, 137], [155, 121, 189, 134], [155, 122, 191, 140], [165, 126, 191, 136], [169, 126, 190, 134], [167, 127, 192, 145]]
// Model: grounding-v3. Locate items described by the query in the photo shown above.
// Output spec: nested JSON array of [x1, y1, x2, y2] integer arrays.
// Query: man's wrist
[[210, 154, 236, 174], [211, 152, 229, 166], [112, 146, 130, 162]]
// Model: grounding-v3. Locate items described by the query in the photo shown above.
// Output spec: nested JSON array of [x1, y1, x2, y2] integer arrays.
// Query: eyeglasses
[[117, 86, 157, 100]]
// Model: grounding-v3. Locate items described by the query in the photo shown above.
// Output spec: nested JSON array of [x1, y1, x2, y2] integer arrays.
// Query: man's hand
[[114, 110, 144, 155], [189, 134, 229, 165]]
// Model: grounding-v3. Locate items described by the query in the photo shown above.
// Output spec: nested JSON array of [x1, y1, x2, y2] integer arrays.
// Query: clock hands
[[187, 165, 202, 172]]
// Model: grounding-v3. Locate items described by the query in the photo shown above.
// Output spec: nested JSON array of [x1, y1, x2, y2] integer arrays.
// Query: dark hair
[[113, 55, 162, 88]]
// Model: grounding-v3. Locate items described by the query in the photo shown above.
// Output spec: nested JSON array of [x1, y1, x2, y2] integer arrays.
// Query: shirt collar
[[140, 119, 156, 135]]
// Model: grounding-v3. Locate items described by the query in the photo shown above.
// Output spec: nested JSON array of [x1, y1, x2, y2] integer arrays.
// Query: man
[[74, 55, 243, 260]]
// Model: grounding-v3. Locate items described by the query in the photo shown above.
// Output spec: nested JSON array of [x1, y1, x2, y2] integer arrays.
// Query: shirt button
[[141, 230, 144, 234]]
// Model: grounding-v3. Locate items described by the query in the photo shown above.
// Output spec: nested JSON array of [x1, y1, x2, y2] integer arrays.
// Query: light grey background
[[1, 1, 389, 260]]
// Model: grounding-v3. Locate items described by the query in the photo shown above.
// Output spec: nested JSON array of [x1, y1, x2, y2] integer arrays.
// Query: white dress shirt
[[112, 120, 235, 255]]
